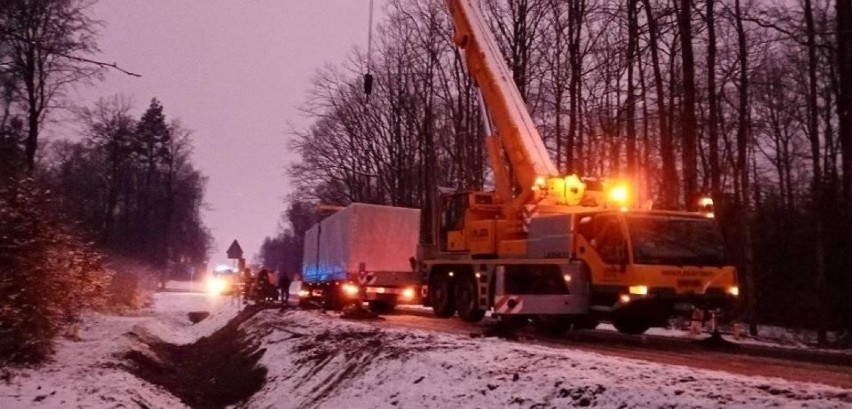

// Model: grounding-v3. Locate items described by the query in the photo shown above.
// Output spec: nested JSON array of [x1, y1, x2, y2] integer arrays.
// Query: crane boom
[[448, 0, 558, 201]]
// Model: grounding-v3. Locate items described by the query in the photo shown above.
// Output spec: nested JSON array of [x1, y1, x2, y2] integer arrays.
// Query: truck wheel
[[327, 287, 344, 311], [456, 275, 484, 323], [572, 315, 599, 330], [613, 318, 650, 335], [430, 274, 455, 318], [532, 316, 570, 336], [368, 301, 395, 314]]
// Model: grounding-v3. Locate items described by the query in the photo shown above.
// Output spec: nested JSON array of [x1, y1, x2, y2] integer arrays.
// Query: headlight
[[727, 286, 739, 297], [629, 285, 648, 295], [401, 287, 415, 299], [298, 289, 310, 298], [207, 278, 226, 295], [341, 283, 359, 297]]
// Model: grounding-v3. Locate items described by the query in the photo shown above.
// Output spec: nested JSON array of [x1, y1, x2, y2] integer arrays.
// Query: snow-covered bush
[[0, 178, 112, 363], [102, 256, 158, 313]]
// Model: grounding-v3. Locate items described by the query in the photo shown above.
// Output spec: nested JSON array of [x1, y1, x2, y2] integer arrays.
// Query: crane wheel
[[429, 273, 455, 318], [613, 318, 651, 335], [532, 316, 570, 336], [368, 301, 395, 314], [572, 315, 599, 330], [456, 274, 485, 323]]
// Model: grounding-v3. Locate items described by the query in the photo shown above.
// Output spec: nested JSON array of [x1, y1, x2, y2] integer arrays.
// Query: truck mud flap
[[493, 294, 586, 315]]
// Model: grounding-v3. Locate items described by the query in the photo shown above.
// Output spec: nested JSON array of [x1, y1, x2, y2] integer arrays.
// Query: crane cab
[[440, 191, 530, 256], [441, 192, 499, 254]]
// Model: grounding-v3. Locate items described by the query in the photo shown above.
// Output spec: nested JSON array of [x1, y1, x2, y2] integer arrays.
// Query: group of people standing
[[240, 268, 292, 305]]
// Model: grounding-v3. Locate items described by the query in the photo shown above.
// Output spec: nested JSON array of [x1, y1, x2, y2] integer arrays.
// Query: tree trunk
[[642, 0, 677, 209], [804, 0, 829, 345], [625, 0, 639, 178], [568, 0, 585, 173], [678, 0, 699, 207], [734, 0, 757, 336], [23, 43, 39, 174], [706, 0, 721, 197], [836, 0, 852, 335]]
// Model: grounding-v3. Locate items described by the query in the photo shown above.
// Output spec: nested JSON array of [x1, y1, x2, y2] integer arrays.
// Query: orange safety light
[[605, 183, 631, 207], [532, 176, 547, 192], [697, 195, 714, 217]]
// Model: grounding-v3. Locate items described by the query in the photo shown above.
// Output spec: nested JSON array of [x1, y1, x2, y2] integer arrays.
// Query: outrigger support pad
[[698, 309, 738, 350]]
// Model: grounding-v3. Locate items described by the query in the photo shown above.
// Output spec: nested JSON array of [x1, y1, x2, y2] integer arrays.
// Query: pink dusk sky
[[67, 1, 386, 265]]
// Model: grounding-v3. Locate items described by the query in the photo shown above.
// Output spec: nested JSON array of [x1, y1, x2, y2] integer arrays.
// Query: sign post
[[227, 239, 245, 273], [226, 240, 244, 259], [226, 240, 246, 308]]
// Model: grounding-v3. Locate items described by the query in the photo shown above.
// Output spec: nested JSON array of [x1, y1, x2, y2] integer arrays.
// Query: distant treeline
[[48, 97, 211, 275]]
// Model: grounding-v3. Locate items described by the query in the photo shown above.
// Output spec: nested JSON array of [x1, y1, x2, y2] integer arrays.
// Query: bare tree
[[625, 0, 639, 178], [803, 0, 829, 344], [677, 0, 699, 206], [706, 0, 721, 196], [732, 0, 757, 335], [484, 0, 546, 104], [837, 0, 852, 333], [568, 0, 587, 174], [1, 0, 103, 173], [77, 95, 135, 241], [642, 0, 678, 208]]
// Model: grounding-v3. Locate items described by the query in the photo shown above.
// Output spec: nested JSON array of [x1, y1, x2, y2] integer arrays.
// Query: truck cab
[[575, 210, 739, 333]]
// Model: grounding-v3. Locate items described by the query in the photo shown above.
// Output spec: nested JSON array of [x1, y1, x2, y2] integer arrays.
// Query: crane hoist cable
[[363, 0, 375, 98]]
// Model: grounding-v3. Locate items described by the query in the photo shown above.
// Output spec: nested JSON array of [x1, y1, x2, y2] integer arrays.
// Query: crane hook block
[[363, 73, 374, 96]]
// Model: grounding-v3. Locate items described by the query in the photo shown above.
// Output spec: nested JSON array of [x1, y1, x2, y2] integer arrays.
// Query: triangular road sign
[[226, 240, 244, 259]]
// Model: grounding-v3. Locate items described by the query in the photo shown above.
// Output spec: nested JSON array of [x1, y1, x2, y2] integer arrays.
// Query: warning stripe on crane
[[494, 295, 524, 314], [478, 276, 488, 307], [522, 204, 539, 232], [357, 271, 376, 285]]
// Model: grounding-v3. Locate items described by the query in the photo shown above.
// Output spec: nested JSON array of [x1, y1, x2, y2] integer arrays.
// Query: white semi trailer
[[300, 203, 422, 311]]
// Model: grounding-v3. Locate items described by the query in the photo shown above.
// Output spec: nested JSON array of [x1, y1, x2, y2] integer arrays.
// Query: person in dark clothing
[[257, 269, 275, 302], [277, 271, 292, 306], [241, 268, 253, 304]]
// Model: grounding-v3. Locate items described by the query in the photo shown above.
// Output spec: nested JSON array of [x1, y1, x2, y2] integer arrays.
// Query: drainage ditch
[[124, 305, 269, 409]]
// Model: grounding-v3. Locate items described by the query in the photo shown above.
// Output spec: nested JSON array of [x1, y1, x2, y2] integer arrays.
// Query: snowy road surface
[[372, 311, 852, 389], [0, 285, 849, 408]]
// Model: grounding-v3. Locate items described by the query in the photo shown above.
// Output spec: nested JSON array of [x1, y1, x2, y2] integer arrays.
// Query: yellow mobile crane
[[417, 0, 739, 334]]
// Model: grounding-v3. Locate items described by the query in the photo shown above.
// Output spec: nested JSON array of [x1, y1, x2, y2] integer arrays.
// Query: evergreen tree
[[133, 98, 171, 265]]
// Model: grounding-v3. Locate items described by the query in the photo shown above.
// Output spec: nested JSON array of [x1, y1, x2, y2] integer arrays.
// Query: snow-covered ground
[[0, 284, 239, 409], [1, 284, 850, 408], [247, 310, 852, 408]]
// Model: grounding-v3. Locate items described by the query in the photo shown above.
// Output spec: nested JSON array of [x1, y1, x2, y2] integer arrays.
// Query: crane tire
[[456, 275, 484, 323], [430, 273, 455, 318], [613, 318, 651, 335]]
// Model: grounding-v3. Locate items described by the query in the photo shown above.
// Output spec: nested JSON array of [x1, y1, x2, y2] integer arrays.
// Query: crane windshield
[[626, 215, 727, 267]]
